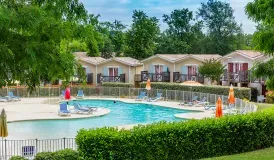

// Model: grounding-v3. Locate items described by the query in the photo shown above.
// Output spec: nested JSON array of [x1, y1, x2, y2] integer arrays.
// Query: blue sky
[[79, 0, 256, 34]]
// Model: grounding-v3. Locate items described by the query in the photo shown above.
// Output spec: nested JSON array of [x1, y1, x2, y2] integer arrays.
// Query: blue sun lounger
[[73, 102, 96, 114], [148, 93, 164, 102], [7, 91, 21, 101], [58, 103, 71, 116], [135, 91, 148, 101], [76, 90, 84, 99]]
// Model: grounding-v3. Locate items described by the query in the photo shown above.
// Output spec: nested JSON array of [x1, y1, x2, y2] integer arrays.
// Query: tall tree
[[156, 9, 204, 54], [0, 0, 89, 91], [125, 10, 160, 60], [246, 0, 274, 89], [197, 0, 242, 55]]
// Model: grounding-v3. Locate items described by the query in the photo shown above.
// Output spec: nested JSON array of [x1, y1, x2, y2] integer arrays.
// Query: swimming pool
[[8, 99, 193, 139]]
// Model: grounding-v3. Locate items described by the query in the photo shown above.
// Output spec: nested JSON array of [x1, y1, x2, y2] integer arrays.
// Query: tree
[[156, 9, 204, 54], [246, 0, 274, 90], [125, 10, 160, 60], [197, 0, 242, 55], [0, 0, 89, 91], [198, 59, 225, 84]]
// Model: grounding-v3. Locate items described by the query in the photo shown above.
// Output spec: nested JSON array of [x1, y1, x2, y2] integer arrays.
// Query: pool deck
[[0, 97, 214, 126]]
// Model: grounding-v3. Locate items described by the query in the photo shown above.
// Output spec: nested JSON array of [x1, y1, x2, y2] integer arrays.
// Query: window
[[155, 65, 163, 74], [108, 68, 118, 76], [187, 66, 197, 75]]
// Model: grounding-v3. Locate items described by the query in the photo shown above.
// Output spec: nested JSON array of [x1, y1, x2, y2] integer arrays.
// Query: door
[[109, 68, 118, 82], [187, 66, 197, 81], [155, 65, 163, 81]]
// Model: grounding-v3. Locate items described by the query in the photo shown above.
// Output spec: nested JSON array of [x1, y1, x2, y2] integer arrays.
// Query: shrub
[[76, 108, 274, 160], [266, 91, 274, 103], [140, 82, 250, 99], [10, 156, 27, 160], [102, 82, 134, 88], [34, 149, 82, 160], [250, 87, 259, 102]]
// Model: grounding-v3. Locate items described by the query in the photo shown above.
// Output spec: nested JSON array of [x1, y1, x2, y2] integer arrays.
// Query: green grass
[[255, 103, 274, 111], [203, 147, 274, 160]]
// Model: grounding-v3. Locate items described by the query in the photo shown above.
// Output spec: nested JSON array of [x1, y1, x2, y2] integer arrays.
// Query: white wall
[[249, 83, 263, 95]]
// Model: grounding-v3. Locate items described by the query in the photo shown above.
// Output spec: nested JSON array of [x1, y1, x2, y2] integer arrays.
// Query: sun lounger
[[7, 91, 21, 101], [135, 91, 148, 101], [193, 97, 210, 107], [148, 93, 164, 102], [0, 96, 11, 102], [72, 102, 95, 114], [76, 90, 84, 99], [179, 96, 198, 105], [58, 103, 71, 116], [60, 90, 65, 99]]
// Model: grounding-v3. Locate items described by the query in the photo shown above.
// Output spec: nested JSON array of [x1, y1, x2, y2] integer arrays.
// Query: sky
[[79, 0, 256, 34]]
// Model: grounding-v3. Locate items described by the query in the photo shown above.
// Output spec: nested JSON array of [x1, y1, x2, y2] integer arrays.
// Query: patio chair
[[135, 91, 148, 101], [60, 90, 65, 99], [0, 96, 12, 102], [72, 102, 94, 114], [58, 103, 71, 116], [193, 97, 210, 107], [179, 96, 198, 105], [7, 91, 21, 101], [257, 95, 265, 103], [148, 93, 164, 102], [22, 146, 35, 158], [76, 90, 84, 99]]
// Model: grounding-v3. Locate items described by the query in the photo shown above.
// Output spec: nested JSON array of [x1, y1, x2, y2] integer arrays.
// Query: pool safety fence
[[0, 86, 256, 113], [0, 138, 76, 160]]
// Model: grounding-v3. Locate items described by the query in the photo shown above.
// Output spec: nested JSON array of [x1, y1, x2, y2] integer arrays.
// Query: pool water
[[8, 100, 192, 139]]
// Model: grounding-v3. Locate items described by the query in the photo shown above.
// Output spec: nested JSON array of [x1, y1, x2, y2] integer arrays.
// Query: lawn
[[255, 103, 274, 111], [203, 147, 274, 160]]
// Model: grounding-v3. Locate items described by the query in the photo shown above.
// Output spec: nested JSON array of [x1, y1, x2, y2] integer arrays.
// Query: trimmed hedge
[[102, 82, 134, 88], [10, 156, 27, 160], [140, 82, 251, 99], [10, 149, 82, 160], [76, 108, 274, 160]]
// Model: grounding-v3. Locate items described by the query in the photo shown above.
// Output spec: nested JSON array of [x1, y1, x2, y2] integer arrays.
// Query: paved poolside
[[0, 97, 214, 124]]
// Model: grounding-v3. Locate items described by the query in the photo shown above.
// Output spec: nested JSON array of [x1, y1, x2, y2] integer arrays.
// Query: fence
[[0, 86, 257, 159], [0, 138, 76, 160]]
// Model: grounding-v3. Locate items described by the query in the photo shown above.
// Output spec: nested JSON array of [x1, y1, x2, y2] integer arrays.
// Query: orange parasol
[[215, 97, 223, 118], [146, 78, 151, 91], [228, 84, 235, 104]]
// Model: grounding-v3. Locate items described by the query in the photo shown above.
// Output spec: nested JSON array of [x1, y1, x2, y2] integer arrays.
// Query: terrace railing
[[0, 86, 257, 158], [139, 71, 170, 82], [97, 73, 126, 83], [173, 72, 204, 83]]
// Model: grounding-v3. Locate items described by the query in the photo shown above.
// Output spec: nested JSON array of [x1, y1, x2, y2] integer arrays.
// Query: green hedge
[[102, 82, 134, 88], [10, 149, 82, 160], [140, 82, 250, 99], [76, 108, 274, 160]]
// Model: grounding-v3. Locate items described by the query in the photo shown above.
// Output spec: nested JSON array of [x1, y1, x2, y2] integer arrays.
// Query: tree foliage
[[156, 9, 204, 54], [0, 0, 89, 91], [198, 59, 225, 84], [246, 0, 274, 90], [125, 10, 160, 60], [197, 0, 242, 55]]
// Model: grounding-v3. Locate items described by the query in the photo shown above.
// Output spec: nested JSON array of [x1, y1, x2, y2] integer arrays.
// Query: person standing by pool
[[65, 87, 71, 104]]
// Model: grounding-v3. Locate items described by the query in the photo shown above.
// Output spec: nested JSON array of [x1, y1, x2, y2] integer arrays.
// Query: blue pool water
[[8, 100, 192, 139]]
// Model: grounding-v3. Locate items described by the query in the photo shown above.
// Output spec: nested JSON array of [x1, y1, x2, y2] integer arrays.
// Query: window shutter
[[118, 67, 123, 75], [181, 66, 187, 74], [243, 63, 248, 71], [103, 67, 108, 76], [149, 64, 154, 73]]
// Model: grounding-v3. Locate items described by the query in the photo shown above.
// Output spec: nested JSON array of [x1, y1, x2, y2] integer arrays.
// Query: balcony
[[173, 72, 204, 83], [87, 73, 93, 84], [135, 71, 170, 82], [97, 73, 125, 83], [221, 70, 266, 83]]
